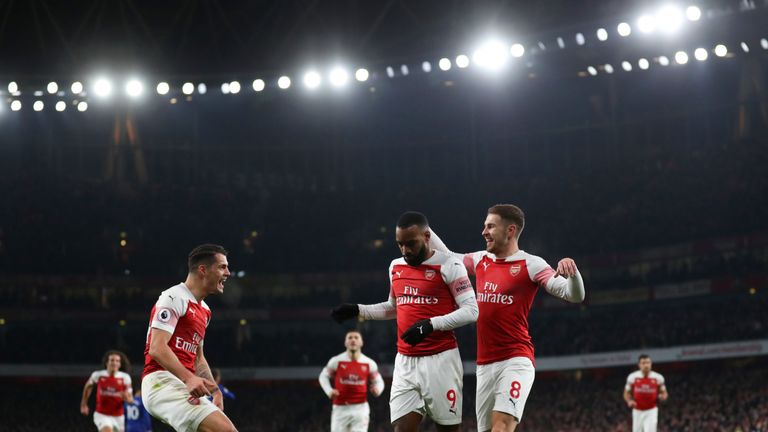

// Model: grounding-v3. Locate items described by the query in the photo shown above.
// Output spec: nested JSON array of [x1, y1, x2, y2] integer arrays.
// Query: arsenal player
[[80, 350, 133, 432], [428, 204, 585, 432], [319, 330, 385, 431], [332, 211, 478, 432], [141, 244, 236, 432], [624, 354, 668, 432]]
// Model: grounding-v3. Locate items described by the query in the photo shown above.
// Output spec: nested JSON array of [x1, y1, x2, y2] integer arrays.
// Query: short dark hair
[[102, 350, 131, 373], [638, 354, 651, 362], [397, 211, 429, 229], [488, 204, 525, 239], [188, 244, 228, 273]]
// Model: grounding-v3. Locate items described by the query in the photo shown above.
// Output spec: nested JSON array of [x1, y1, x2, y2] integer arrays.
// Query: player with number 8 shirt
[[332, 212, 478, 432], [428, 204, 586, 432]]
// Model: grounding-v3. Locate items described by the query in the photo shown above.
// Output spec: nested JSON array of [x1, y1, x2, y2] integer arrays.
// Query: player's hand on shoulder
[[556, 258, 578, 278], [331, 303, 359, 323], [329, 389, 340, 400], [401, 319, 434, 346], [79, 403, 89, 416]]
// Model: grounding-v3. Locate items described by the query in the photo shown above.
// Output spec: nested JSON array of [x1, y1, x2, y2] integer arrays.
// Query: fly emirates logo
[[340, 373, 366, 386], [175, 331, 202, 354], [477, 281, 514, 305], [396, 285, 439, 305]]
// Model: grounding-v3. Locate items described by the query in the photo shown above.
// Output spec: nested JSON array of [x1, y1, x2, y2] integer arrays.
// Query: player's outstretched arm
[[79, 379, 94, 415], [148, 328, 215, 399], [541, 258, 585, 303]]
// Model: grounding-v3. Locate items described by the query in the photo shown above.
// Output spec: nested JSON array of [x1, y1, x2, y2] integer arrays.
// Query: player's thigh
[[197, 410, 237, 432], [490, 358, 535, 424], [632, 410, 643, 432], [421, 348, 463, 426], [390, 356, 426, 424], [489, 410, 519, 432], [643, 408, 658, 432], [348, 404, 370, 432], [392, 411, 423, 432], [475, 363, 498, 431]]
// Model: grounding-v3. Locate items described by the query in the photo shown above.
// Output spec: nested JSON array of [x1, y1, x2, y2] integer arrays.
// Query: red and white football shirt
[[142, 283, 211, 378], [389, 250, 474, 357], [626, 370, 666, 410], [462, 250, 557, 365], [88, 370, 132, 416], [320, 352, 383, 405]]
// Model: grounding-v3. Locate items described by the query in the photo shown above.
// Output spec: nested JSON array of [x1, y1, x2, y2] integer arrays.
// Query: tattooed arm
[[195, 342, 223, 410]]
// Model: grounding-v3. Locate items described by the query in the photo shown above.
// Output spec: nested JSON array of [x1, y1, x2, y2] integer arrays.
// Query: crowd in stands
[[1, 289, 764, 366]]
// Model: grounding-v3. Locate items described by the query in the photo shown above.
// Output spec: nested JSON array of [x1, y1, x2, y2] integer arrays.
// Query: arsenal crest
[[509, 264, 521, 276], [425, 269, 436, 280]]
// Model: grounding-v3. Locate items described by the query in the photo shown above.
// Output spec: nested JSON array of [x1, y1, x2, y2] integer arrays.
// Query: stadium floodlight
[[354, 69, 369, 82], [740, 42, 749, 53], [637, 15, 656, 33], [761, 39, 768, 50], [675, 51, 689, 64], [421, 61, 432, 73], [277, 76, 291, 89], [55, 101, 66, 112], [714, 44, 727, 57], [77, 101, 88, 112], [575, 33, 585, 45], [197, 83, 207, 95], [33, 101, 44, 111], [657, 5, 684, 34], [8, 81, 18, 93], [303, 71, 321, 89], [156, 82, 170, 95], [252, 79, 265, 91], [329, 67, 349, 87], [596, 28, 608, 41], [538, 41, 547, 51], [47, 82, 58, 94], [183, 82, 195, 95], [587, 66, 598, 76], [685, 5, 701, 21], [473, 39, 509, 70], [638, 58, 650, 69], [694, 48, 708, 61], [71, 81, 84, 94], [386, 66, 395, 78], [604, 64, 614, 74], [220, 82, 230, 94], [617, 22, 632, 37], [400, 64, 409, 76], [658, 55, 670, 66], [510, 43, 525, 58], [557, 37, 565, 49], [622, 61, 632, 71], [93, 78, 113, 98], [11, 100, 21, 111], [455, 54, 470, 68], [229, 81, 241, 94], [438, 58, 451, 71], [34, 90, 44, 97], [125, 79, 143, 98]]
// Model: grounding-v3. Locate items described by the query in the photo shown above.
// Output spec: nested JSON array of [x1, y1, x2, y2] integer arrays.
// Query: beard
[[404, 243, 429, 266]]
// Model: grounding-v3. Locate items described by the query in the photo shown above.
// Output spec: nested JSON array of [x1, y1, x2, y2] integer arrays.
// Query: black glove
[[400, 319, 434, 346], [331, 303, 359, 323]]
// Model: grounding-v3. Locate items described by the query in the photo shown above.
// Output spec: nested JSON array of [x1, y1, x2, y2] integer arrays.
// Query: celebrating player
[[80, 350, 134, 432], [141, 244, 237, 432], [319, 330, 385, 431], [624, 354, 668, 432], [428, 204, 585, 432], [332, 211, 478, 432]]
